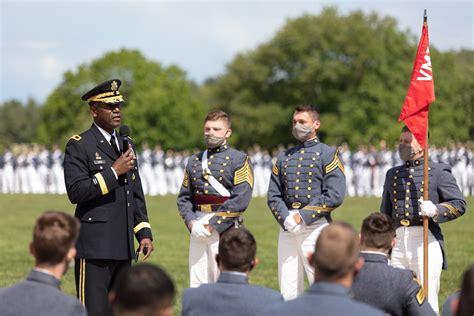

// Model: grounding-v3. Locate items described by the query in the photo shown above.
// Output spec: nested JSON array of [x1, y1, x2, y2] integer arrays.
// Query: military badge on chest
[[93, 152, 106, 165]]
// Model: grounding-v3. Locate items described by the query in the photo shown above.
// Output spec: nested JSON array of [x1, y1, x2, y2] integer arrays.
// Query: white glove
[[191, 220, 211, 238], [284, 210, 303, 234], [419, 198, 438, 218]]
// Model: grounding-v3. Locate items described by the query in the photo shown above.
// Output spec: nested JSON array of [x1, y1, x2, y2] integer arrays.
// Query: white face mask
[[204, 134, 226, 149], [292, 123, 314, 142]]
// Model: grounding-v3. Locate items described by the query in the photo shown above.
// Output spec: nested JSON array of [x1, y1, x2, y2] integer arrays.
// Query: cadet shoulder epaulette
[[70, 134, 82, 141]]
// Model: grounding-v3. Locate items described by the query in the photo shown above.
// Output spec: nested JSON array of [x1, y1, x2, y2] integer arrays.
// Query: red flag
[[398, 21, 435, 148]]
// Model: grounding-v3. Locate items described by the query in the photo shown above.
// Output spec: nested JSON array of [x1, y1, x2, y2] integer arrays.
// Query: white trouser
[[189, 212, 220, 288], [2, 166, 15, 193], [278, 218, 328, 300], [345, 166, 355, 197], [391, 226, 443, 314]]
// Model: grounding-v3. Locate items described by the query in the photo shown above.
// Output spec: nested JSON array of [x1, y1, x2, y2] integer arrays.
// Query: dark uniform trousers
[[74, 259, 130, 316], [64, 124, 152, 316]]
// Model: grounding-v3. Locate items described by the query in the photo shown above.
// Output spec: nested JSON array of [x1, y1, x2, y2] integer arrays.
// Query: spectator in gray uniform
[[0, 211, 86, 316], [263, 222, 384, 316], [352, 212, 435, 315], [182, 228, 283, 316]]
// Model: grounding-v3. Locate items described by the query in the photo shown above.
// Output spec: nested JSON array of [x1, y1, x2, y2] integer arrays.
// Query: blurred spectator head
[[110, 264, 175, 316], [30, 211, 79, 268], [216, 227, 257, 273]]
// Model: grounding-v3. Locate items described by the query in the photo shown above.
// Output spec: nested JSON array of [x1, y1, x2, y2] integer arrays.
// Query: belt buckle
[[291, 202, 302, 209], [400, 219, 410, 226], [200, 204, 212, 212]]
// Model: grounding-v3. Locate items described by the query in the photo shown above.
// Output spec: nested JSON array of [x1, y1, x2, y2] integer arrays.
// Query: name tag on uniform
[[93, 160, 106, 165]]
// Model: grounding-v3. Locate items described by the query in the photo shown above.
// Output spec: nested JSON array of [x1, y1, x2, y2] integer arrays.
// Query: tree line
[[1, 7, 473, 150]]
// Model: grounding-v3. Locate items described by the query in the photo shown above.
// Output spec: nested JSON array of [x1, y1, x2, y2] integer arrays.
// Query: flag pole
[[422, 9, 430, 297]]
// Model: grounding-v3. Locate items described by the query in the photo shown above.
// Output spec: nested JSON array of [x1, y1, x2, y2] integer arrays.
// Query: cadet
[[352, 212, 435, 315], [177, 110, 253, 287], [64, 79, 153, 316], [267, 104, 346, 299], [380, 126, 466, 313]]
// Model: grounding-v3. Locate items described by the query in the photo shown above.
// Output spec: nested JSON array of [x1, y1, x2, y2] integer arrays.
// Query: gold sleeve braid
[[439, 202, 461, 217], [182, 170, 189, 188], [325, 149, 345, 174], [234, 157, 253, 188]]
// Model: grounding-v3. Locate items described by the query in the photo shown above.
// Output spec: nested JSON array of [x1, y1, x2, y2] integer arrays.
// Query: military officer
[[64, 79, 153, 316], [177, 109, 253, 288], [267, 104, 346, 300], [380, 126, 466, 314], [352, 213, 435, 315]]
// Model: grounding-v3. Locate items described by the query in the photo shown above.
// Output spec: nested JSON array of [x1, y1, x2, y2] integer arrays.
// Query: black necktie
[[110, 135, 121, 157]]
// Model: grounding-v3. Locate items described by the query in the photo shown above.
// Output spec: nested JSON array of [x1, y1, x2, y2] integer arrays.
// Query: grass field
[[0, 194, 472, 314]]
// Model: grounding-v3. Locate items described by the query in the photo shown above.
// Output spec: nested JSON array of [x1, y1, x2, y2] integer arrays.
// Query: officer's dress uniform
[[381, 159, 466, 313], [352, 252, 435, 316], [267, 138, 346, 300], [64, 80, 152, 316], [177, 144, 253, 287]]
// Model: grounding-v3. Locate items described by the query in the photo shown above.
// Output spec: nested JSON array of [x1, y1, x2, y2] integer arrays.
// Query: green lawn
[[0, 195, 472, 314]]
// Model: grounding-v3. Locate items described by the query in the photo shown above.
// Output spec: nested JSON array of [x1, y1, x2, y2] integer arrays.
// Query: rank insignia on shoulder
[[272, 164, 279, 176], [182, 170, 189, 188], [234, 157, 253, 188], [413, 278, 425, 305], [325, 149, 344, 174], [70, 134, 82, 141]]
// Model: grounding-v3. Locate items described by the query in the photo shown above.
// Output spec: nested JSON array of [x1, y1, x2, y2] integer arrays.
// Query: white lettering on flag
[[417, 47, 432, 81]]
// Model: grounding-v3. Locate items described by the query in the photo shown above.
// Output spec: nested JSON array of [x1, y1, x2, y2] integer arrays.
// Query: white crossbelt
[[202, 150, 231, 197]]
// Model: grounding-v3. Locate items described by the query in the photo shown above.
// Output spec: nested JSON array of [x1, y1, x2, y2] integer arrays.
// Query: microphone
[[119, 125, 130, 153]]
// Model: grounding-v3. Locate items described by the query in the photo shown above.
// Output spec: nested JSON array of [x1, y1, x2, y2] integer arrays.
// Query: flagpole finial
[[424, 9, 427, 23]]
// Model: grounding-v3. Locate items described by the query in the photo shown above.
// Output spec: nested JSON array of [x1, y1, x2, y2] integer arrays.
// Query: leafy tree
[[0, 98, 40, 147], [206, 7, 473, 148], [38, 49, 208, 149]]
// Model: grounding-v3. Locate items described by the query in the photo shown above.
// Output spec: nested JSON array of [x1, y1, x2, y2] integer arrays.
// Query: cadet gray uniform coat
[[380, 160, 466, 269], [268, 139, 346, 227], [263, 282, 384, 316], [352, 252, 435, 315], [182, 272, 283, 316], [177, 144, 253, 233], [0, 270, 86, 316]]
